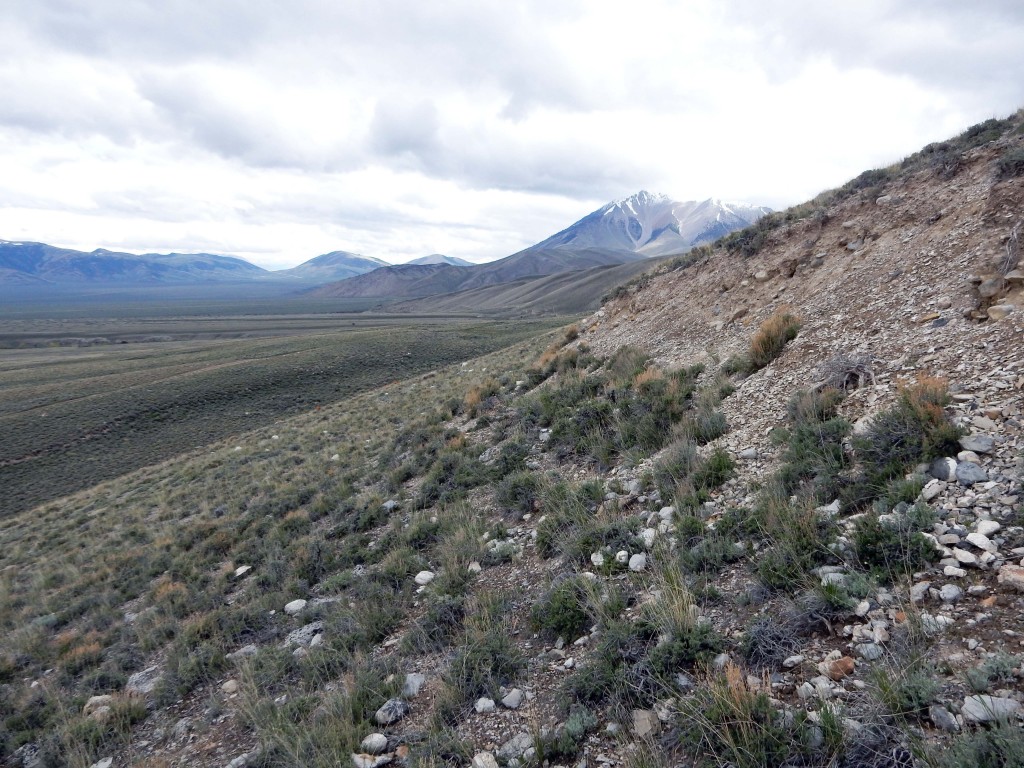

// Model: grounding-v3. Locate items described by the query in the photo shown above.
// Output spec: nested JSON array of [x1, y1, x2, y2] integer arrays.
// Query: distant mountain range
[[0, 240, 266, 284], [0, 191, 769, 314], [535, 191, 771, 256]]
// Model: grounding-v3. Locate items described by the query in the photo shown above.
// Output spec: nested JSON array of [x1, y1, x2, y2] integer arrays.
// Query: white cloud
[[0, 0, 1021, 268]]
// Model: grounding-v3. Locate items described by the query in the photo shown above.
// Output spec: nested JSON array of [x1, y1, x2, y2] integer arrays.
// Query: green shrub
[[495, 471, 542, 517], [691, 448, 735, 491], [872, 662, 940, 718], [402, 595, 466, 654], [678, 664, 809, 768], [997, 148, 1024, 179], [540, 706, 598, 761], [652, 439, 698, 498], [933, 720, 1024, 767], [531, 577, 590, 640], [965, 652, 1020, 694], [851, 377, 961, 493], [853, 512, 934, 583], [678, 408, 729, 445]]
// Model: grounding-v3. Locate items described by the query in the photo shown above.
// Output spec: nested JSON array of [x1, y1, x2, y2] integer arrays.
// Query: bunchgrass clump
[[746, 311, 802, 373]]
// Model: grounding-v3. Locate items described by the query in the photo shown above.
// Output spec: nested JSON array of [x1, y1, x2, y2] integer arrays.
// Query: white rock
[[628, 553, 647, 572], [961, 695, 1021, 723], [639, 528, 657, 549], [944, 566, 967, 578], [501, 688, 524, 709], [590, 552, 605, 567], [414, 571, 435, 586], [233, 565, 252, 578], [966, 533, 997, 553], [284, 599, 307, 616], [360, 734, 389, 755], [403, 673, 426, 697], [615, 550, 629, 564], [782, 655, 805, 669], [475, 697, 496, 713], [952, 548, 978, 566], [472, 752, 500, 768], [976, 520, 1002, 537]]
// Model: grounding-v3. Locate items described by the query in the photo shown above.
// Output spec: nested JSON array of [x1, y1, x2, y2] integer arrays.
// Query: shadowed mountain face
[[533, 191, 771, 256], [305, 247, 644, 299], [0, 240, 268, 283]]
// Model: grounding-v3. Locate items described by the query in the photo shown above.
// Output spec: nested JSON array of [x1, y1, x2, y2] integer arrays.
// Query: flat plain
[[0, 302, 566, 516]]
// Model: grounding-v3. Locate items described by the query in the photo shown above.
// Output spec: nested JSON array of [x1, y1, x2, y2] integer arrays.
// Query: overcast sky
[[1, 1, 1022, 269]]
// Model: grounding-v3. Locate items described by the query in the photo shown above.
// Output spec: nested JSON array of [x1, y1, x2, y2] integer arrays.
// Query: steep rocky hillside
[[1, 114, 1023, 768]]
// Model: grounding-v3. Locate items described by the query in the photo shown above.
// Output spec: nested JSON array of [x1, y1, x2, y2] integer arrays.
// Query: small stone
[[961, 695, 1021, 723], [352, 753, 393, 768], [414, 571, 435, 586], [910, 582, 931, 603], [930, 458, 958, 482], [90, 759, 113, 768], [929, 705, 960, 732], [960, 435, 995, 454], [754, 270, 770, 282], [966, 533, 997, 552], [987, 304, 1016, 321], [501, 688, 524, 709], [815, 500, 841, 518], [828, 657, 856, 681], [739, 447, 759, 460], [939, 585, 963, 604], [956, 462, 988, 486], [472, 753, 499, 768], [935, 296, 952, 309], [953, 548, 978, 566], [628, 553, 647, 572], [615, 550, 629, 564], [639, 528, 657, 549], [403, 673, 426, 697], [590, 552, 605, 567], [782, 655, 805, 669], [944, 566, 967, 578], [83, 695, 113, 716], [221, 679, 239, 694], [857, 643, 884, 661], [997, 564, 1024, 592], [855, 600, 871, 617], [632, 709, 661, 737], [233, 565, 252, 579], [284, 599, 307, 616], [921, 479, 945, 501], [475, 697, 496, 713], [361, 734, 389, 755], [497, 733, 533, 761], [976, 520, 1002, 537], [467, 561, 482, 574], [374, 699, 410, 726]]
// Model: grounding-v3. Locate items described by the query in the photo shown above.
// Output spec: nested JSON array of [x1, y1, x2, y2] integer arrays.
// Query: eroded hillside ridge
[[1, 114, 1023, 768]]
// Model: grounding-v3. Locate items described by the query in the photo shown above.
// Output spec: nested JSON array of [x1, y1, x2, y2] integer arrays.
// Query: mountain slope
[[0, 240, 268, 283], [275, 250, 388, 281], [307, 247, 641, 299], [533, 191, 771, 256], [390, 257, 665, 316]]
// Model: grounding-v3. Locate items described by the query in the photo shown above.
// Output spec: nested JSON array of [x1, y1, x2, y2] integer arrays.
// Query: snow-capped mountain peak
[[534, 192, 770, 257]]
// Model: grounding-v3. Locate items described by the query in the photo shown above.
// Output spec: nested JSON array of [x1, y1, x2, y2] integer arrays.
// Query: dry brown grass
[[747, 309, 802, 371]]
